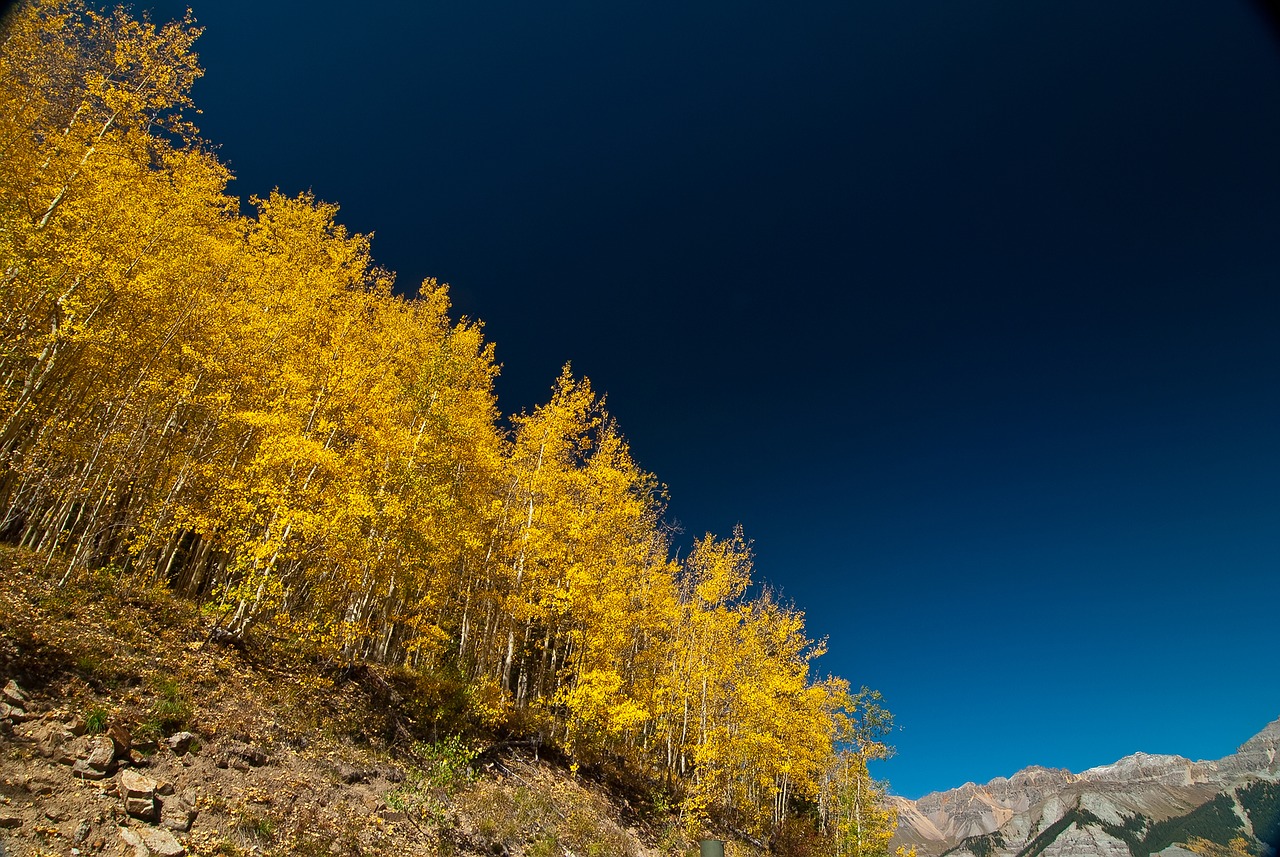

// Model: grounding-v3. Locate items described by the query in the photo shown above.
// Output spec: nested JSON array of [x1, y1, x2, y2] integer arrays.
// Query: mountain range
[[890, 717, 1280, 857]]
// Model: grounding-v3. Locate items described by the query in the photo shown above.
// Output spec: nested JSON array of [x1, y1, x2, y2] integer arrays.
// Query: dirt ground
[[0, 550, 709, 857]]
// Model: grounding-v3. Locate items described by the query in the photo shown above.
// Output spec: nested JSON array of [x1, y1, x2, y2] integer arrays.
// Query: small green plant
[[235, 808, 275, 843], [75, 653, 103, 676], [135, 718, 163, 742], [414, 735, 477, 790], [84, 706, 109, 734], [385, 736, 477, 830], [647, 787, 675, 819], [148, 676, 191, 732], [528, 834, 561, 857]]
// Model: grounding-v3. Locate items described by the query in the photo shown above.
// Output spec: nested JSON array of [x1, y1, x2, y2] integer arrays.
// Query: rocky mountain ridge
[[891, 718, 1280, 857]]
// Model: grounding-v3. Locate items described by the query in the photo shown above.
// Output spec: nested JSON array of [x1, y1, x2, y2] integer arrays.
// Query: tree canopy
[[0, 1, 905, 847]]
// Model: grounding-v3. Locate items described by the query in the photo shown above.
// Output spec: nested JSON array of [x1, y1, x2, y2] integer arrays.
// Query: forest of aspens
[[0, 1, 904, 850]]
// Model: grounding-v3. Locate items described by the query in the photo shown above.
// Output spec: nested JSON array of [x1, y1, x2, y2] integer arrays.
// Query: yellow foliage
[[0, 2, 897, 844], [1185, 837, 1254, 857]]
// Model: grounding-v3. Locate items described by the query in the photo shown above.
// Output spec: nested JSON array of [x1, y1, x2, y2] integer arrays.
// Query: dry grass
[[0, 546, 723, 856]]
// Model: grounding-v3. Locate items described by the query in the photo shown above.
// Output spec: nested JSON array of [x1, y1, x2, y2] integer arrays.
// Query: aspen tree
[[1, 5, 903, 842]]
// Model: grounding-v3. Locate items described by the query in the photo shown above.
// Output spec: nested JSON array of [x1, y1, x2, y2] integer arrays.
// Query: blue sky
[[141, 0, 1280, 798]]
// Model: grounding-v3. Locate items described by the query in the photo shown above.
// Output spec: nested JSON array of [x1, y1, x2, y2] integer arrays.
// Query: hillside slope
[[0, 548, 761, 857]]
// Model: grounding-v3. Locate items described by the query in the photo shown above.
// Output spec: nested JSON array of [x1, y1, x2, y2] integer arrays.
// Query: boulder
[[31, 720, 76, 759], [125, 796, 158, 822], [54, 734, 89, 765], [86, 734, 115, 766], [160, 799, 197, 832], [72, 735, 116, 779], [118, 826, 185, 857], [108, 722, 132, 758], [118, 769, 159, 821], [2, 679, 25, 705], [164, 731, 196, 755]]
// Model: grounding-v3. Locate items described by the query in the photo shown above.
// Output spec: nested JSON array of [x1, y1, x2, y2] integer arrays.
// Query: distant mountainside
[[891, 718, 1280, 857]]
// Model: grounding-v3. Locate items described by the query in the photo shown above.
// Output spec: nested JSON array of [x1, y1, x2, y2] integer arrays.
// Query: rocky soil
[[0, 550, 713, 857]]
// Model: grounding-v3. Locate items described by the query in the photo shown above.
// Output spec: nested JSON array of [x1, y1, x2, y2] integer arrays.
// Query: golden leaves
[[0, 2, 897, 844]]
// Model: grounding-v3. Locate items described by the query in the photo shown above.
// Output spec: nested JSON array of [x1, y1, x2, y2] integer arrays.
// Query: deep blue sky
[[139, 0, 1280, 798]]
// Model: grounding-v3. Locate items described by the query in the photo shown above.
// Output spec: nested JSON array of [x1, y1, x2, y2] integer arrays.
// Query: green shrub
[[528, 834, 561, 857], [148, 676, 191, 732], [83, 706, 109, 734], [234, 808, 275, 844], [385, 736, 477, 829]]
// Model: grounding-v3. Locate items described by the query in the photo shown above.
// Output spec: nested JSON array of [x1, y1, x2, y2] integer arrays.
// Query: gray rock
[[125, 796, 157, 821], [119, 826, 186, 857], [33, 720, 76, 759], [86, 734, 115, 766], [118, 769, 158, 798], [159, 800, 196, 833], [119, 770, 159, 821], [2, 679, 25, 705], [164, 732, 196, 755], [72, 759, 109, 780], [72, 734, 116, 778], [55, 735, 88, 765], [74, 820, 92, 843]]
